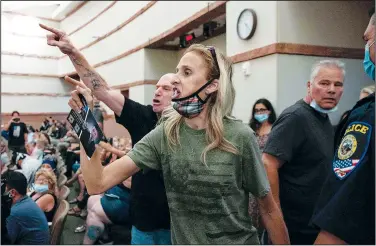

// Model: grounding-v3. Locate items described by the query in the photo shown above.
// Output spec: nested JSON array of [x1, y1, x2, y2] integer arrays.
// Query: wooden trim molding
[[59, 1, 88, 22], [231, 43, 364, 64], [1, 1, 88, 23], [1, 72, 61, 78], [2, 51, 60, 60], [62, 1, 157, 59], [68, 1, 117, 36], [1, 11, 60, 22], [112, 80, 158, 90], [1, 92, 70, 97], [3, 31, 45, 39], [65, 1, 226, 76], [147, 1, 227, 49]]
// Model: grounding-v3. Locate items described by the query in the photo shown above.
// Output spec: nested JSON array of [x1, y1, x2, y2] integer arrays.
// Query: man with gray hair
[[262, 59, 345, 244]]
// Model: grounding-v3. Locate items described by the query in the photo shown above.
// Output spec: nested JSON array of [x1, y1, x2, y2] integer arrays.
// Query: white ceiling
[[1, 1, 82, 20]]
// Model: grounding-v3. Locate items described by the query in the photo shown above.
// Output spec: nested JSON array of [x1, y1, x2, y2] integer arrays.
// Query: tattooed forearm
[[83, 71, 109, 91], [68, 50, 110, 92]]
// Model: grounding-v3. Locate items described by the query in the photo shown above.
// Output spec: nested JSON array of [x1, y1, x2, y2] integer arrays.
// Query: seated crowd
[[1, 114, 133, 245]]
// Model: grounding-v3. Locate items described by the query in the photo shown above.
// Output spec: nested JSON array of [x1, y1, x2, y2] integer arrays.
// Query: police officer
[[311, 7, 375, 245]]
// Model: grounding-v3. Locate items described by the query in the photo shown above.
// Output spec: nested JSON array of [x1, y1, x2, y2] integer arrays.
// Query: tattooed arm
[[68, 50, 124, 116], [39, 24, 124, 116]]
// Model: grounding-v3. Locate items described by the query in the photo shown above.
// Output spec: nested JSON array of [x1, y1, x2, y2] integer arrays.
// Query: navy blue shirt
[[6, 196, 49, 245], [311, 93, 375, 244]]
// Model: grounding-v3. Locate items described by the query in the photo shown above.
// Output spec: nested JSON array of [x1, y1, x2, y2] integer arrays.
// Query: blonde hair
[[361, 84, 375, 95], [162, 44, 238, 165], [35, 169, 57, 192]]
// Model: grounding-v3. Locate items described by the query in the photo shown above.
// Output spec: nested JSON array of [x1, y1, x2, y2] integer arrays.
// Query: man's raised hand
[[39, 23, 76, 55]]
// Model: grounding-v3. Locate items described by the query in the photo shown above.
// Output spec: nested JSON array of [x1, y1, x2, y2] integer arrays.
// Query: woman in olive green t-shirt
[[70, 44, 289, 245]]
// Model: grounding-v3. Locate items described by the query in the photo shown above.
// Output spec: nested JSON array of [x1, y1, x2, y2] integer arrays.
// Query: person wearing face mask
[[249, 98, 277, 152], [40, 23, 175, 245], [262, 59, 345, 244], [248, 98, 277, 240], [3, 171, 49, 244], [67, 44, 289, 245], [310, 8, 375, 245], [29, 169, 58, 222]]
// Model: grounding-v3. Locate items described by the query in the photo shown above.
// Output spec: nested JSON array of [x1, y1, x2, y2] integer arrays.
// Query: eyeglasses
[[36, 178, 49, 183], [207, 46, 220, 79], [254, 109, 269, 114]]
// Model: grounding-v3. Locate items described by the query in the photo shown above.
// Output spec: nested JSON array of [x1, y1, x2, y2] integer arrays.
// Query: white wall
[[226, 1, 279, 122], [277, 1, 372, 48], [277, 55, 374, 124], [144, 84, 157, 106], [1, 75, 70, 94], [275, 0, 373, 124], [226, 0, 373, 124], [95, 49, 145, 87], [1, 12, 64, 113], [201, 33, 227, 55], [129, 84, 156, 106], [2, 55, 59, 75], [2, 14, 60, 56], [226, 1, 278, 57], [59, 1, 215, 75], [61, 1, 149, 47], [144, 49, 178, 80], [232, 55, 278, 123], [1, 95, 71, 113]]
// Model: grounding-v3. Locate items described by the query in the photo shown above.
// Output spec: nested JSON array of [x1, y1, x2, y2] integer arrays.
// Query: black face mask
[[2, 187, 13, 211]]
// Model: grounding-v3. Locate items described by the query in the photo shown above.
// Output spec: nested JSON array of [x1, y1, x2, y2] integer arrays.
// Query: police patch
[[333, 121, 372, 180]]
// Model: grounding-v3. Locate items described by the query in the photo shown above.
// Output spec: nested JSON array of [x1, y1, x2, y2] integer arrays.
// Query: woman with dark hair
[[249, 98, 277, 152], [248, 98, 277, 240]]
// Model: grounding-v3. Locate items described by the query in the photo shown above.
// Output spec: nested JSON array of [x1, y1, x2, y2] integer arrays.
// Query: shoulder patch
[[333, 121, 372, 180]]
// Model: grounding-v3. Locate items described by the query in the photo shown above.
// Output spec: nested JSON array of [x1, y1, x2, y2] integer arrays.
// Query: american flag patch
[[333, 159, 359, 179]]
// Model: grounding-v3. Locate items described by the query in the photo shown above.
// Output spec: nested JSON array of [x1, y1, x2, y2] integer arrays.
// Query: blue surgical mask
[[254, 114, 269, 123], [310, 100, 338, 114], [33, 184, 49, 193], [364, 41, 375, 80]]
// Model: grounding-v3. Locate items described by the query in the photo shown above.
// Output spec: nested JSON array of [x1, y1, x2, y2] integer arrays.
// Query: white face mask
[[310, 99, 338, 114]]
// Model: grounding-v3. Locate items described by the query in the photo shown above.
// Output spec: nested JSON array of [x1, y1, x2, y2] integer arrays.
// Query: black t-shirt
[[115, 96, 170, 231], [8, 122, 28, 147], [311, 94, 375, 245], [263, 99, 334, 236]]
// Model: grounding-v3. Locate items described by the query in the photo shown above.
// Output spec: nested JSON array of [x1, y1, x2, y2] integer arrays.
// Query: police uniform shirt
[[311, 93, 375, 245]]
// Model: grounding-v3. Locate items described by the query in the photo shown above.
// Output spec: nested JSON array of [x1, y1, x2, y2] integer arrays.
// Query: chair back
[[58, 185, 70, 202], [59, 166, 67, 175], [57, 174, 67, 188], [50, 200, 69, 245]]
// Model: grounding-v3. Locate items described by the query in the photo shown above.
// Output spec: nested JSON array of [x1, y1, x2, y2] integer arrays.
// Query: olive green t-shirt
[[127, 118, 270, 244]]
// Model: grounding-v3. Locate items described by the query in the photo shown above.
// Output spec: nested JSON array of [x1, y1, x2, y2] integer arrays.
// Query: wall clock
[[237, 9, 257, 40]]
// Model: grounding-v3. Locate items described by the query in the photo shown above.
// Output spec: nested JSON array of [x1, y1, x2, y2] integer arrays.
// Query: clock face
[[237, 9, 257, 40]]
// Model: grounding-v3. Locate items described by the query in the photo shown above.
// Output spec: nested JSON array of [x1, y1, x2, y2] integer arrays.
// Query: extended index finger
[[64, 76, 86, 88], [39, 23, 63, 36]]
